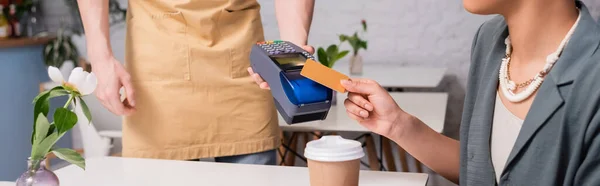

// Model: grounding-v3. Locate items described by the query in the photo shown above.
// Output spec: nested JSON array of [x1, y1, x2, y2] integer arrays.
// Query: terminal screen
[[272, 54, 306, 71]]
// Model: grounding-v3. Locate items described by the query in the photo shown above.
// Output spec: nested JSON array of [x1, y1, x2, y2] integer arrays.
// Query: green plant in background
[[43, 27, 79, 68], [339, 20, 368, 56], [44, 27, 79, 67], [30, 66, 97, 170], [315, 20, 368, 68], [317, 44, 349, 68]]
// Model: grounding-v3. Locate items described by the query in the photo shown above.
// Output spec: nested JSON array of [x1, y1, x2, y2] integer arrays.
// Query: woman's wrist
[[389, 111, 422, 144]]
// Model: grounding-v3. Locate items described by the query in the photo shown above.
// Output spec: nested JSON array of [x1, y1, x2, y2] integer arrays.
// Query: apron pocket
[[218, 7, 264, 79], [126, 11, 190, 82]]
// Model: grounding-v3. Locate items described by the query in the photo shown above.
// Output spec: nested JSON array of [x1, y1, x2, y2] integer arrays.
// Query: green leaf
[[34, 114, 51, 146], [54, 108, 78, 134], [79, 98, 92, 124], [329, 50, 349, 68], [32, 133, 59, 159], [32, 93, 50, 144], [317, 47, 329, 67], [46, 124, 56, 137], [359, 40, 368, 50], [339, 35, 348, 42], [48, 89, 69, 99], [326, 45, 338, 57], [33, 90, 51, 104], [52, 148, 85, 170], [335, 51, 350, 61]]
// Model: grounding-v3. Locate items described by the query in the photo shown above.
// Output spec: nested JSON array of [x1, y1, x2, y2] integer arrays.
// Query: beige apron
[[123, 0, 280, 160]]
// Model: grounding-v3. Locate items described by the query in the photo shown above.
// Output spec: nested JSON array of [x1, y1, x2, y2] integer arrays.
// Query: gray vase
[[349, 54, 363, 75], [16, 158, 59, 186]]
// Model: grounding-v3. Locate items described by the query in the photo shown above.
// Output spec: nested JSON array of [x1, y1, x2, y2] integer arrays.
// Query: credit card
[[300, 59, 349, 93]]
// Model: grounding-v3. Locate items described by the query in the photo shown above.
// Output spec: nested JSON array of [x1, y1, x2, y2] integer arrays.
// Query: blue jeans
[[214, 149, 277, 165]]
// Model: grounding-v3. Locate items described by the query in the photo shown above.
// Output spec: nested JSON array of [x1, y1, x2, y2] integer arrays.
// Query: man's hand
[[92, 56, 135, 115], [248, 45, 314, 90]]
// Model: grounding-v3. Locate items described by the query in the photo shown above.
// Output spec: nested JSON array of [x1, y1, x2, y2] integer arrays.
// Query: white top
[[491, 93, 524, 182], [304, 135, 365, 162], [332, 65, 446, 88], [280, 92, 447, 133], [54, 157, 429, 186]]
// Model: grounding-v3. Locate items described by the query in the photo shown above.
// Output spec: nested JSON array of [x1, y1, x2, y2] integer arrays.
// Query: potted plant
[[43, 26, 79, 79], [339, 20, 368, 75], [15, 67, 96, 186]]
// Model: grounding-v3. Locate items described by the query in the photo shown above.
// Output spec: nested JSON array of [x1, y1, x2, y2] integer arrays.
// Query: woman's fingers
[[341, 78, 381, 95], [344, 99, 369, 118], [346, 110, 365, 122], [347, 93, 373, 111]]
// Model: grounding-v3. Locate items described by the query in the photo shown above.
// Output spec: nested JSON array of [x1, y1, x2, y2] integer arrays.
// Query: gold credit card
[[300, 59, 349, 93]]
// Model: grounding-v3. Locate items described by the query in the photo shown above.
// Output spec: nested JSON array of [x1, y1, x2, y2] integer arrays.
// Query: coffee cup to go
[[304, 135, 365, 186]]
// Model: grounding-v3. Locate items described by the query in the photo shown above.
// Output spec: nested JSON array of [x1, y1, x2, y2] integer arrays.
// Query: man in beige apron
[[76, 0, 315, 164]]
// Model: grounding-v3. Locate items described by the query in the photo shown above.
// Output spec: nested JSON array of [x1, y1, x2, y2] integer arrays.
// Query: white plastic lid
[[304, 135, 365, 162]]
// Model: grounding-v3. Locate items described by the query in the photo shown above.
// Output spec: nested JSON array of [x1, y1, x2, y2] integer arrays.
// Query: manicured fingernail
[[341, 79, 351, 85], [364, 104, 373, 111], [359, 110, 368, 117]]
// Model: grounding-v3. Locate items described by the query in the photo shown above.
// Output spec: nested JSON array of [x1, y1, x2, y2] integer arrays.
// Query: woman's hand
[[340, 79, 415, 139], [343, 79, 460, 183], [247, 45, 314, 89]]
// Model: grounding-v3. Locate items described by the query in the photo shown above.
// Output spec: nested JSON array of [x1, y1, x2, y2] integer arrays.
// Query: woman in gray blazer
[[250, 0, 599, 185], [339, 0, 600, 185]]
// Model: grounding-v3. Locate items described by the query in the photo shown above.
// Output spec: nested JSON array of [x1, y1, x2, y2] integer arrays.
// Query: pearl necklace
[[499, 12, 581, 103]]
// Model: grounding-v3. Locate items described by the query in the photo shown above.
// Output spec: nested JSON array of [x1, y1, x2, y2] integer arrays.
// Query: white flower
[[48, 66, 97, 95]]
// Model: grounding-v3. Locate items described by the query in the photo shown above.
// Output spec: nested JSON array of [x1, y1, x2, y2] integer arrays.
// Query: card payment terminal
[[250, 40, 333, 124]]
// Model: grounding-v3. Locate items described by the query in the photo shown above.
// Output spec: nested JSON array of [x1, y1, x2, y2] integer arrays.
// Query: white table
[[280, 92, 448, 133], [333, 65, 447, 88], [55, 157, 428, 186], [278, 92, 447, 172], [0, 182, 14, 186]]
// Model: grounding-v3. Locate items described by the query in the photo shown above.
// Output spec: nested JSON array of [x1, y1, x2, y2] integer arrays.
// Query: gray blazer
[[460, 2, 600, 185]]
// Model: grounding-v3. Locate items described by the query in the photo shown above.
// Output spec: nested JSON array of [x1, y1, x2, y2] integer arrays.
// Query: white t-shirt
[[491, 93, 524, 182]]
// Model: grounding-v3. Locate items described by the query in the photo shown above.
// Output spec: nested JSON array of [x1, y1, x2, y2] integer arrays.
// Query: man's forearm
[[77, 0, 112, 63], [274, 0, 314, 46], [392, 115, 460, 184]]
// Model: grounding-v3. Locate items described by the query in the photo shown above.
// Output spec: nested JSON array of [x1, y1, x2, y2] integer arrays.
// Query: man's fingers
[[120, 74, 136, 107], [108, 94, 127, 115], [348, 93, 373, 111], [249, 70, 270, 89], [344, 99, 369, 118], [340, 78, 381, 95], [123, 98, 136, 112], [251, 72, 264, 83], [96, 91, 118, 115], [259, 82, 270, 90], [247, 67, 255, 75], [302, 45, 315, 54]]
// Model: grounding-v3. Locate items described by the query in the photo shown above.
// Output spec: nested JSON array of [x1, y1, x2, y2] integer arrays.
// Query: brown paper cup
[[304, 136, 365, 186], [308, 159, 360, 186]]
